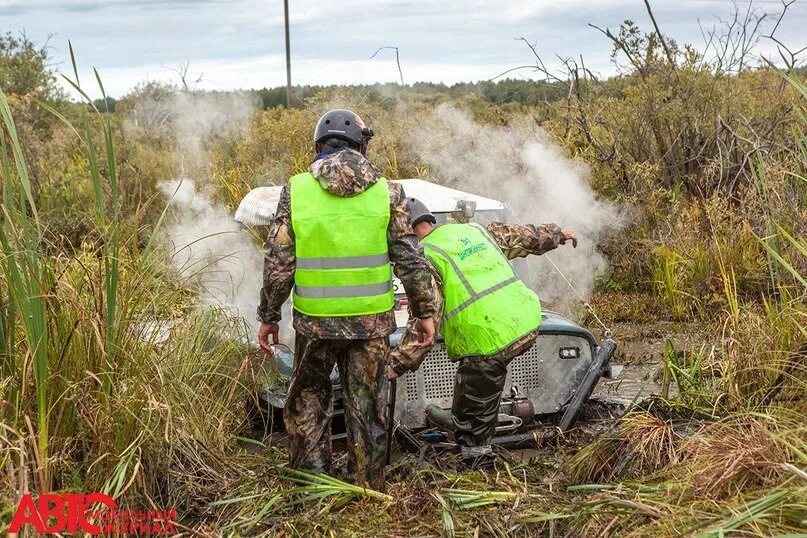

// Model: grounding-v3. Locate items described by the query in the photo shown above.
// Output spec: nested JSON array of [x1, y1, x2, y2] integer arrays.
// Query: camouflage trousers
[[284, 333, 389, 490]]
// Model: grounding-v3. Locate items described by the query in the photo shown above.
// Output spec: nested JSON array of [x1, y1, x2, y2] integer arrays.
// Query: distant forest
[[92, 66, 807, 113], [255, 78, 573, 108], [91, 78, 576, 112]]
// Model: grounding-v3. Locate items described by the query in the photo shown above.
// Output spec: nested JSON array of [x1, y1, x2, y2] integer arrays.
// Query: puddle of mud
[[595, 362, 664, 405], [594, 320, 715, 405]]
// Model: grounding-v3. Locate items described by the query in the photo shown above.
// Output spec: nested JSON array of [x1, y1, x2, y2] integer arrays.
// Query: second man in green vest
[[389, 198, 578, 467]]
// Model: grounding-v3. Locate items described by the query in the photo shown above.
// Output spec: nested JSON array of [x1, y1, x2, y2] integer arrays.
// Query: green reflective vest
[[423, 223, 542, 360], [290, 172, 394, 317]]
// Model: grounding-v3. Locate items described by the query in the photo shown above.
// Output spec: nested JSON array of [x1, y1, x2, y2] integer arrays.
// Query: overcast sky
[[1, 0, 805, 98]]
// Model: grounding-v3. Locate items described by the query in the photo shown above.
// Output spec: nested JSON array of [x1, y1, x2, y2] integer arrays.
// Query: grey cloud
[[0, 1, 33, 15], [0, 0, 223, 16], [1, 0, 803, 96]]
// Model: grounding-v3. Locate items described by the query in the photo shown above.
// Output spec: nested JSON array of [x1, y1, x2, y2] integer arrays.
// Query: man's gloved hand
[[387, 365, 399, 380], [415, 317, 436, 348], [257, 322, 279, 355], [561, 230, 578, 248]]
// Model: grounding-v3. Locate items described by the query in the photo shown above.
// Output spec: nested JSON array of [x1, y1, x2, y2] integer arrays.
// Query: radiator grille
[[420, 345, 457, 400], [401, 339, 580, 404], [404, 369, 419, 402], [401, 344, 458, 402], [395, 332, 595, 428], [509, 347, 543, 389]]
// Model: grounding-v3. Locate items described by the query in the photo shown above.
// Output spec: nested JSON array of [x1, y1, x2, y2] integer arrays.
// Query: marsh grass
[[1, 85, 51, 485], [678, 414, 801, 499], [565, 410, 681, 483], [0, 61, 256, 526], [652, 245, 692, 319], [1, 41, 806, 538]]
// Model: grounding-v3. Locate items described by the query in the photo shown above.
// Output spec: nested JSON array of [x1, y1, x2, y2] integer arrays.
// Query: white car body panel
[[233, 179, 505, 227]]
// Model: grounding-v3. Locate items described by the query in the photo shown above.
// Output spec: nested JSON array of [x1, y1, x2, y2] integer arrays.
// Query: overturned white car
[[237, 179, 617, 448]]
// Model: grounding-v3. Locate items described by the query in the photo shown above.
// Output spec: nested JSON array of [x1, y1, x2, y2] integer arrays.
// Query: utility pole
[[284, 0, 292, 108]]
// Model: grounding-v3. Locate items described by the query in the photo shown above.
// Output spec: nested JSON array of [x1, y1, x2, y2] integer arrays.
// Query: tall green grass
[[1, 87, 50, 482], [0, 56, 254, 523]]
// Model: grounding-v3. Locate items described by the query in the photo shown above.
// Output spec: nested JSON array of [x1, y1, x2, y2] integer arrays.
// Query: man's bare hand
[[387, 365, 399, 380], [415, 317, 436, 348], [561, 230, 578, 248], [258, 322, 279, 354]]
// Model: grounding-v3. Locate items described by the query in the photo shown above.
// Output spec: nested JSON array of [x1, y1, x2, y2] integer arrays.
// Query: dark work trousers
[[451, 355, 514, 447], [451, 334, 538, 448], [283, 333, 389, 491]]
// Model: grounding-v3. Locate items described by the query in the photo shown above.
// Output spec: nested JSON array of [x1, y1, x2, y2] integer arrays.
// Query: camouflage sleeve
[[389, 270, 444, 373], [387, 182, 437, 319], [257, 186, 295, 324], [485, 221, 565, 260]]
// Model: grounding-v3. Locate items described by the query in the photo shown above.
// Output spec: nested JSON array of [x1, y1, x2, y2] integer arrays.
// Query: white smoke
[[128, 90, 274, 338], [169, 91, 255, 172], [125, 89, 256, 175], [160, 179, 264, 335], [408, 104, 624, 315]]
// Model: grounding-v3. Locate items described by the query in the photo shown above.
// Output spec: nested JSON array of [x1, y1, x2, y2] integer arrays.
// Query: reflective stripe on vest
[[295, 281, 392, 299], [422, 222, 542, 359], [290, 172, 394, 317], [296, 252, 390, 270]]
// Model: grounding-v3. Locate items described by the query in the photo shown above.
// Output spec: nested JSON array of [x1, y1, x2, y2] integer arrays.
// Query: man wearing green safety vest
[[389, 198, 578, 467], [256, 110, 437, 490]]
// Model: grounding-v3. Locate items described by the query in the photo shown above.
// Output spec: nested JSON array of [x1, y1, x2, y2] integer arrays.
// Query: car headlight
[[559, 347, 580, 359]]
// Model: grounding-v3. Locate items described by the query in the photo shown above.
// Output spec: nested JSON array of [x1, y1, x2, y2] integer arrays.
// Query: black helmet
[[406, 198, 436, 227], [314, 109, 374, 149]]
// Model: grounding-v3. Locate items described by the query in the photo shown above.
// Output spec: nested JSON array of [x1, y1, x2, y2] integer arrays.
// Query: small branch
[[518, 37, 563, 84], [762, 0, 803, 68], [643, 0, 676, 67], [162, 61, 203, 92], [767, 0, 796, 39], [588, 23, 647, 78], [488, 65, 538, 81], [371, 46, 404, 85]]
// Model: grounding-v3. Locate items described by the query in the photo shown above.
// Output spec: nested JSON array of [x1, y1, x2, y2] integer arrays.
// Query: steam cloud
[[130, 90, 270, 337], [125, 89, 256, 175], [407, 104, 624, 315], [159, 179, 264, 335], [139, 93, 620, 339]]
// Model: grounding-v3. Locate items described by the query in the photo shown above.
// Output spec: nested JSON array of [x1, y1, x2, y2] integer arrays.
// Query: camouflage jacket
[[389, 221, 566, 373], [257, 148, 436, 339]]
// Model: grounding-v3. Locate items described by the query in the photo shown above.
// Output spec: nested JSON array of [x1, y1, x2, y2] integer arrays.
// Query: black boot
[[425, 404, 456, 432]]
